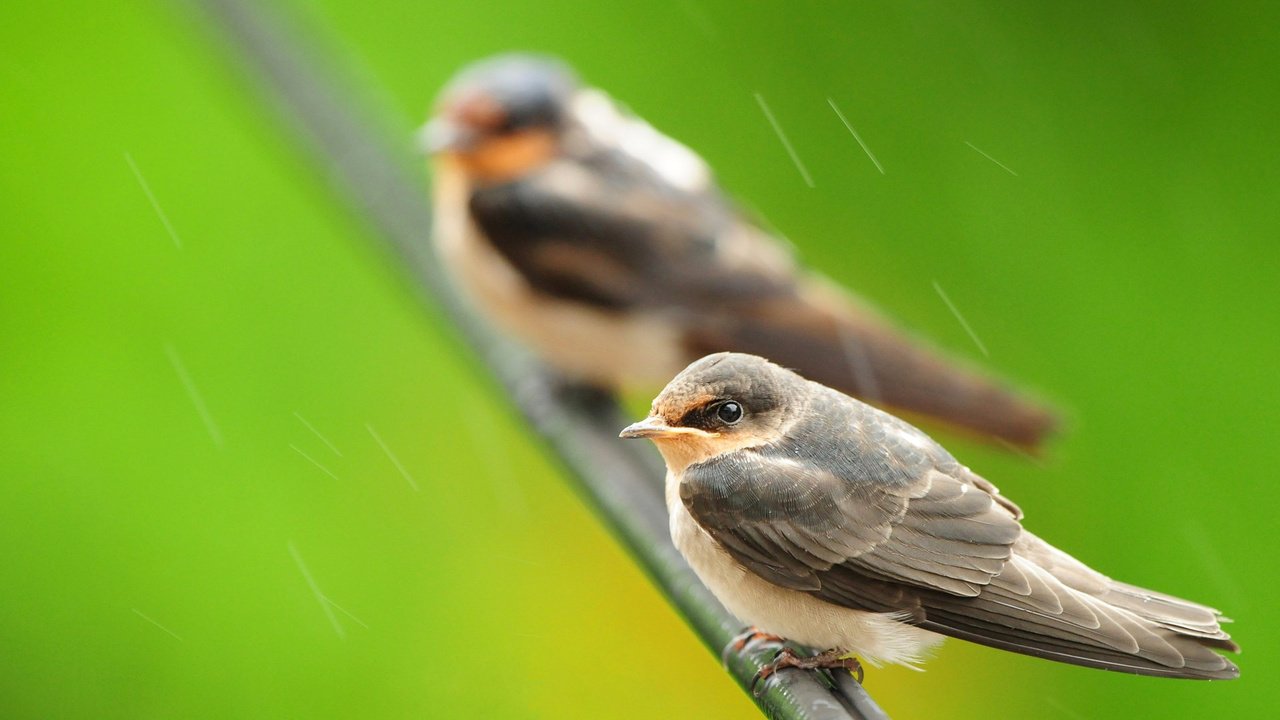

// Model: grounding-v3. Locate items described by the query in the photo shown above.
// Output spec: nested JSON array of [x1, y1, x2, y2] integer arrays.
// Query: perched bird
[[620, 352, 1239, 682], [423, 54, 1057, 449]]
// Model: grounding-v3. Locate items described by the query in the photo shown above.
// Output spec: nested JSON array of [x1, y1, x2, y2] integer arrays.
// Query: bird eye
[[714, 401, 743, 425]]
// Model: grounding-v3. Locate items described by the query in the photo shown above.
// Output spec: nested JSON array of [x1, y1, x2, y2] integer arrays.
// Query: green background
[[2, 0, 1276, 717]]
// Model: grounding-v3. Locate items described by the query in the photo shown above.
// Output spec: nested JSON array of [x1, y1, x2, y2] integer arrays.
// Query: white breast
[[665, 472, 945, 668]]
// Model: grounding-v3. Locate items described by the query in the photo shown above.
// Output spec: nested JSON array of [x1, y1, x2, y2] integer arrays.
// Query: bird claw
[[751, 647, 863, 697], [722, 626, 786, 668]]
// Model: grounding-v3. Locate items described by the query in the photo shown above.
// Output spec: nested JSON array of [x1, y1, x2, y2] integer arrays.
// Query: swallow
[[423, 54, 1057, 449], [620, 352, 1239, 683]]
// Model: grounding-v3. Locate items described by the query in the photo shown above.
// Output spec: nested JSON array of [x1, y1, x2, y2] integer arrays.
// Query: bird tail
[[921, 534, 1240, 679], [684, 278, 1058, 449]]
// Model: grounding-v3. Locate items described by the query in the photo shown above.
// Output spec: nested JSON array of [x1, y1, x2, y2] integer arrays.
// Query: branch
[[185, 1, 890, 717]]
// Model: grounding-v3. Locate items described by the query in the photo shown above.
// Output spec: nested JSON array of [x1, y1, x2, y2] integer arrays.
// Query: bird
[[421, 53, 1057, 449], [619, 352, 1239, 685]]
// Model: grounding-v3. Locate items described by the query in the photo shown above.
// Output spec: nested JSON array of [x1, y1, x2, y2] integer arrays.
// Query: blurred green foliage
[[1, 0, 1276, 718]]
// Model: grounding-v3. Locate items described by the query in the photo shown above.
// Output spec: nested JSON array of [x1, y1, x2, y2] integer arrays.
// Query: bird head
[[620, 353, 806, 471], [420, 54, 577, 182]]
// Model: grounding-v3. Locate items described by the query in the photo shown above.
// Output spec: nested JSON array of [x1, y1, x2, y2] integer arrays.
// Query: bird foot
[[722, 626, 786, 667], [751, 647, 863, 696]]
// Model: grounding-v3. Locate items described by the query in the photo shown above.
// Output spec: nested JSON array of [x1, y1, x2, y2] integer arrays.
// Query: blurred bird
[[620, 353, 1239, 684], [422, 54, 1056, 449]]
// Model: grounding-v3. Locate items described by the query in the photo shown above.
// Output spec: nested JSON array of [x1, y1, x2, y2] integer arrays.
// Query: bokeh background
[[3, 0, 1277, 717]]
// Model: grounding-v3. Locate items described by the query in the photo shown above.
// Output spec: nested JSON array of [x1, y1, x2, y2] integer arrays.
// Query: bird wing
[[680, 387, 1238, 678], [466, 150, 798, 312], [467, 145, 1058, 449], [680, 389, 1021, 600]]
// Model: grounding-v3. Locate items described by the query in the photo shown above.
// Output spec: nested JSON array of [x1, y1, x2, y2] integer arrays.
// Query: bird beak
[[619, 416, 675, 439], [619, 417, 714, 440], [415, 118, 476, 154]]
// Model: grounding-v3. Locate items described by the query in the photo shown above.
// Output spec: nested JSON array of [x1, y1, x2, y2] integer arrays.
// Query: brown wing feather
[[468, 156, 794, 311], [683, 285, 1057, 448], [466, 137, 1057, 447]]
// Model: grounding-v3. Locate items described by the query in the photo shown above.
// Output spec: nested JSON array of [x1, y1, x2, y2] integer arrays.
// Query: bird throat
[[455, 129, 558, 183]]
